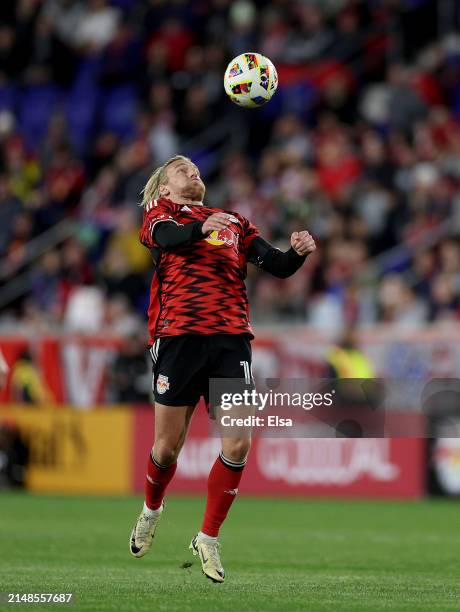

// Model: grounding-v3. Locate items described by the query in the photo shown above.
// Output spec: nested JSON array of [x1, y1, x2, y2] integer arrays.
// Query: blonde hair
[[140, 155, 192, 208]]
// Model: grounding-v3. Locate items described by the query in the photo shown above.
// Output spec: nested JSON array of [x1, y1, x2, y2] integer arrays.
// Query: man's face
[[162, 159, 205, 201]]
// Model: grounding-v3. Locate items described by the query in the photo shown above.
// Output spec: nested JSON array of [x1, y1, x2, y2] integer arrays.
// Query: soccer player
[[129, 155, 316, 582]]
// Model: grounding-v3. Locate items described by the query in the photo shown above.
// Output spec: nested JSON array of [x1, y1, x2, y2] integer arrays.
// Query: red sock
[[201, 453, 246, 537], [145, 452, 177, 510]]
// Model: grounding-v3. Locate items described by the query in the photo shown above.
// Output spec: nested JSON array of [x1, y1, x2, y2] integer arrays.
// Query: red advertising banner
[[0, 335, 120, 406], [0, 403, 425, 498], [2, 328, 460, 406], [132, 405, 426, 499]]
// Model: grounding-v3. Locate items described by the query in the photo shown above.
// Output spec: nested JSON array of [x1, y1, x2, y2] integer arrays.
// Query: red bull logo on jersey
[[205, 228, 237, 247]]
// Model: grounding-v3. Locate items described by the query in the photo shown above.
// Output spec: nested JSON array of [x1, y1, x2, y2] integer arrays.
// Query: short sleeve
[[242, 216, 260, 253], [139, 199, 179, 249]]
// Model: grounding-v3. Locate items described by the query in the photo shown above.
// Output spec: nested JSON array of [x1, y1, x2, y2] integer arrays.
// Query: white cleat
[[189, 534, 225, 583], [129, 501, 164, 558]]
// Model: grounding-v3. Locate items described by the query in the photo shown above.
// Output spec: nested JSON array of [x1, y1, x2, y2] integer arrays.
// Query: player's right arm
[[154, 212, 231, 247], [140, 202, 232, 249]]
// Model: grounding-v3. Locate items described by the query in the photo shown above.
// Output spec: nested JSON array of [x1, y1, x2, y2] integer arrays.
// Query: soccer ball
[[224, 52, 278, 108]]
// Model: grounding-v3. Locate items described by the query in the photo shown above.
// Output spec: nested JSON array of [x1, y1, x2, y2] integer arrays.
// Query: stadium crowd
[[1, 0, 460, 338]]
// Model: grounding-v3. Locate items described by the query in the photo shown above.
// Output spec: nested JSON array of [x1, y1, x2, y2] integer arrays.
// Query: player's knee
[[222, 437, 251, 463], [153, 442, 180, 466]]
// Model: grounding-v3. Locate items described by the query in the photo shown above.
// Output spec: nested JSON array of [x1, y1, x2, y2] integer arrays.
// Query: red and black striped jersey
[[139, 197, 260, 344]]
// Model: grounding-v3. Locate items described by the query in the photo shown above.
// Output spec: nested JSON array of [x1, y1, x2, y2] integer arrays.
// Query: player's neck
[[167, 194, 204, 206]]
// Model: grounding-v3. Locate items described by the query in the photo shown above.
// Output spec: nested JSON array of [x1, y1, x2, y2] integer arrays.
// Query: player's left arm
[[247, 231, 316, 279]]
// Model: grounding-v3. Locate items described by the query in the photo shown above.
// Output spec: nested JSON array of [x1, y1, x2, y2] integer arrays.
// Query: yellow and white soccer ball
[[224, 52, 278, 108]]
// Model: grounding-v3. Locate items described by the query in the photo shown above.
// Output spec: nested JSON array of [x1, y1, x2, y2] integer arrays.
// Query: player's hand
[[290, 230, 316, 256], [202, 213, 232, 235]]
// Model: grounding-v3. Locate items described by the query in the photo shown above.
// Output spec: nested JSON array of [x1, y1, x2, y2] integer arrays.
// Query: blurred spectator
[[0, 25, 23, 79], [148, 112, 179, 164], [315, 130, 361, 201], [105, 294, 143, 336], [74, 0, 120, 53], [30, 250, 63, 313], [100, 244, 147, 308], [4, 136, 41, 204], [43, 0, 85, 48], [326, 328, 375, 378], [228, 0, 256, 55], [283, 3, 334, 63], [27, 14, 76, 86], [386, 64, 428, 133], [64, 286, 105, 332], [10, 350, 54, 404], [109, 332, 150, 403], [146, 17, 194, 72], [329, 7, 364, 65], [99, 23, 140, 86], [106, 207, 151, 273], [0, 348, 9, 388], [0, 0, 459, 337], [378, 275, 428, 328], [0, 173, 22, 255], [429, 273, 459, 322], [0, 422, 29, 489], [43, 146, 85, 215]]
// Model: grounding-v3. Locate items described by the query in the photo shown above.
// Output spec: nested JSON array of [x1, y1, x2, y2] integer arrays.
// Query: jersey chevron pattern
[[140, 198, 260, 343]]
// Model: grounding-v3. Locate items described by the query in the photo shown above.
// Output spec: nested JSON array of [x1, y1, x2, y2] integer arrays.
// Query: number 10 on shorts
[[240, 360, 252, 384]]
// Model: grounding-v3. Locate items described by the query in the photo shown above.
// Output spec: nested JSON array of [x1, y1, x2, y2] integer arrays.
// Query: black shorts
[[150, 333, 254, 407]]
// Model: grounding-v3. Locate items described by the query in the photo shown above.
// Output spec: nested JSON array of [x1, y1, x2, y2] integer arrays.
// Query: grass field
[[1, 493, 460, 611]]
